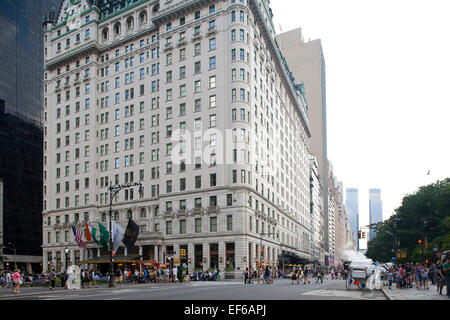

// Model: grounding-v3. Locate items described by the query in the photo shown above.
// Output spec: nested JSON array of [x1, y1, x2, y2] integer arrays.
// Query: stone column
[[154, 245, 159, 263], [139, 246, 143, 273], [188, 243, 194, 275], [203, 243, 209, 272], [43, 251, 48, 273], [218, 242, 225, 271], [124, 247, 128, 256], [51, 250, 56, 271]]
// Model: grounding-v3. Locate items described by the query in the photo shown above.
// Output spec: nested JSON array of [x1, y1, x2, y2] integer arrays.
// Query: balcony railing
[[177, 37, 187, 47], [192, 207, 203, 215], [207, 206, 219, 214]]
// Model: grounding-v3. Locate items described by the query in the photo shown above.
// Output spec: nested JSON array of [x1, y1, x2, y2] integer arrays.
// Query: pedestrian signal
[[358, 231, 361, 239], [362, 232, 366, 239]]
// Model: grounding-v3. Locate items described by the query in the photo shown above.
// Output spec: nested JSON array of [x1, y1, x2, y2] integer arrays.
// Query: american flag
[[71, 224, 87, 248]]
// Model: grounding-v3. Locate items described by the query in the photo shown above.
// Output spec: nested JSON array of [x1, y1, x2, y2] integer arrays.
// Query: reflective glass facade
[[0, 0, 62, 124]]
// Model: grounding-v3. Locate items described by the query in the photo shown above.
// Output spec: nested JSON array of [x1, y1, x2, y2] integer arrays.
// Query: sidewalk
[[0, 278, 237, 299], [381, 283, 449, 300]]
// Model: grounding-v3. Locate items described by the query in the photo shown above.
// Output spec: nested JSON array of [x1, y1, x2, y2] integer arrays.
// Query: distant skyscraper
[[369, 189, 383, 241], [345, 188, 359, 249]]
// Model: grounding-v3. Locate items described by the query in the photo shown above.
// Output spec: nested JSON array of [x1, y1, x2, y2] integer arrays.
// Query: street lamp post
[[64, 247, 69, 288], [107, 182, 143, 287]]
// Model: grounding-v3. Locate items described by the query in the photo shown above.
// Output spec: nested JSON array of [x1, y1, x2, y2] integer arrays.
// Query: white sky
[[270, 0, 450, 249]]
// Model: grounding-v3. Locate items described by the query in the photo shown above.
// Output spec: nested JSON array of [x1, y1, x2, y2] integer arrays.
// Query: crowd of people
[[243, 266, 274, 284], [383, 258, 450, 298], [0, 269, 25, 294]]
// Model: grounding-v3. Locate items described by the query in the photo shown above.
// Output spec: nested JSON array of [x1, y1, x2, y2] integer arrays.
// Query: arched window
[[101, 212, 107, 222], [114, 22, 121, 35], [126, 16, 134, 30], [140, 207, 146, 218], [102, 27, 109, 40], [139, 11, 147, 24], [127, 209, 132, 219], [114, 211, 119, 221]]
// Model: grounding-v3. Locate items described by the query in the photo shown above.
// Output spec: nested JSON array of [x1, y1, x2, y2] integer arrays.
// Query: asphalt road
[[3, 278, 387, 300]]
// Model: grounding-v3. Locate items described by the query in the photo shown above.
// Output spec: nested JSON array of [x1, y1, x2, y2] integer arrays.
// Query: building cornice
[[248, 0, 311, 138]]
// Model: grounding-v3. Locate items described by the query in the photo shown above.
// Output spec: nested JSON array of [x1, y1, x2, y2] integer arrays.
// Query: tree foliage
[[366, 178, 450, 263]]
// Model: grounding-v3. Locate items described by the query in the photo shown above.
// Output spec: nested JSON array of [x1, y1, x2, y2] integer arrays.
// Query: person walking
[[114, 268, 122, 286], [442, 257, 450, 298], [387, 268, 394, 290], [429, 263, 436, 285], [49, 269, 56, 291], [414, 264, 421, 289], [90, 269, 97, 288], [4, 270, 13, 294], [423, 266, 429, 290], [12, 269, 21, 294], [244, 268, 249, 284], [436, 261, 445, 295]]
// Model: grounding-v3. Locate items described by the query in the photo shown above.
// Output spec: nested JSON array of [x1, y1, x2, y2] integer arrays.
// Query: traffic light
[[362, 232, 366, 239], [180, 249, 186, 257], [425, 238, 428, 249], [418, 239, 422, 245], [358, 231, 361, 239]]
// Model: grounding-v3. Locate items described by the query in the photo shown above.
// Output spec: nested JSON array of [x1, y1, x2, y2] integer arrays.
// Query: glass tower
[[0, 0, 62, 124]]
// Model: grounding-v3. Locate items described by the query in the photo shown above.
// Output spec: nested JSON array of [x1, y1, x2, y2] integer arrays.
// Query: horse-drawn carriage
[[345, 259, 374, 290]]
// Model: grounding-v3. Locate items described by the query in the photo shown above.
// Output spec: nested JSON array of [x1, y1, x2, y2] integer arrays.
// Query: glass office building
[[0, 0, 62, 272]]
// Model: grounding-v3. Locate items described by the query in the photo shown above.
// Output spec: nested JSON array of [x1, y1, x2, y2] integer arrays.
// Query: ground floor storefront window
[[210, 243, 218, 269], [225, 242, 235, 271]]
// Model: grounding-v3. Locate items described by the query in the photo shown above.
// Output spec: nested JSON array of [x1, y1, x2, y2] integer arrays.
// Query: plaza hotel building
[[42, 0, 313, 276]]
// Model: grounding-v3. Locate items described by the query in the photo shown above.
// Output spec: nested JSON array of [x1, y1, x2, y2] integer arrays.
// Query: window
[[195, 218, 202, 233], [194, 61, 201, 74], [209, 56, 216, 69], [194, 80, 201, 93], [209, 114, 216, 127], [209, 38, 216, 51], [179, 219, 186, 234], [194, 43, 201, 56], [195, 176, 201, 189], [209, 95, 216, 108], [210, 216, 217, 232], [166, 221, 172, 235], [210, 173, 216, 187], [227, 194, 233, 206], [227, 215, 233, 231]]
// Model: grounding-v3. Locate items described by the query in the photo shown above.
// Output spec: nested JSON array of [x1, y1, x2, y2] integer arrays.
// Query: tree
[[366, 178, 450, 263]]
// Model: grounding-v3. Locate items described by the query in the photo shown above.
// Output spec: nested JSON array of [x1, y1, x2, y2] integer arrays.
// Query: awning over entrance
[[80, 255, 139, 264]]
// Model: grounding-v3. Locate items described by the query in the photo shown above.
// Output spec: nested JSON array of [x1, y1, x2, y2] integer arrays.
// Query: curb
[[381, 288, 394, 300], [0, 279, 239, 299]]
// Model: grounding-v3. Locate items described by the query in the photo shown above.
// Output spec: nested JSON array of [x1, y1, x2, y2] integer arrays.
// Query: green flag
[[98, 222, 109, 251]]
